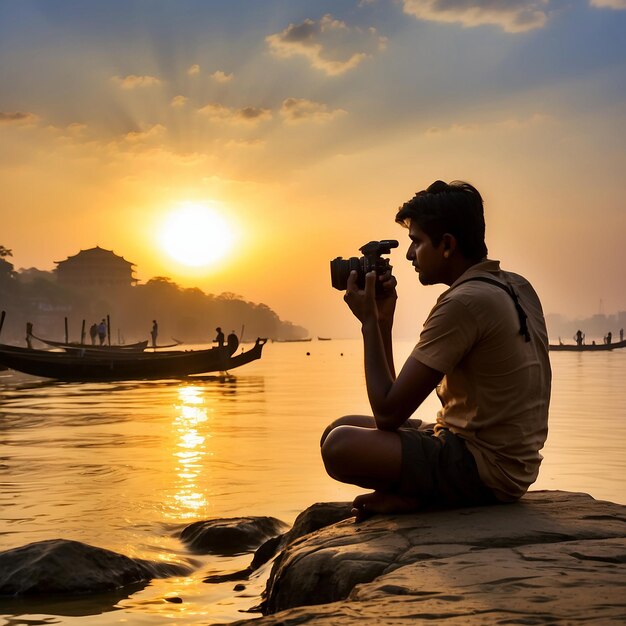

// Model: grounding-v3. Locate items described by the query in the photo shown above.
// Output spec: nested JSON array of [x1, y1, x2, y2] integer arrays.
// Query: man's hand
[[344, 270, 397, 327], [375, 268, 397, 328]]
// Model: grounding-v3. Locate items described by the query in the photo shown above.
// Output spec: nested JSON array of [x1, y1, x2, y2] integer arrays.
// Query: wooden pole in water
[[80, 320, 86, 345], [64, 317, 69, 344], [106, 314, 111, 346], [240, 324, 245, 342]]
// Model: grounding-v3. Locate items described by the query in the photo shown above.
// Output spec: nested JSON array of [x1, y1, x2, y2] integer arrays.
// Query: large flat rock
[[223, 491, 626, 625]]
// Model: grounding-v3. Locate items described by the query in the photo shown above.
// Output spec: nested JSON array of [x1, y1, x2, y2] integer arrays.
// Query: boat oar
[[0, 310, 5, 338]]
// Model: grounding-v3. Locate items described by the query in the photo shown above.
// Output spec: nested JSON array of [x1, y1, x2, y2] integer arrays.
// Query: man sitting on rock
[[321, 180, 551, 519]]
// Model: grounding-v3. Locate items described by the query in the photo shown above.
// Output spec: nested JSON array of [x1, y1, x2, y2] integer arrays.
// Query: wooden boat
[[273, 338, 312, 343], [317, 337, 331, 341], [549, 339, 626, 352], [0, 339, 266, 381], [32, 334, 149, 352]]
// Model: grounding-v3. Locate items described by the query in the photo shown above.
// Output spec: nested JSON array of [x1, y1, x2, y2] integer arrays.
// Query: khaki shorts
[[397, 419, 498, 507]]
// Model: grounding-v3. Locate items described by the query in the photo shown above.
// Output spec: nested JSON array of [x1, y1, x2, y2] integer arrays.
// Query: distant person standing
[[620, 328, 624, 342], [97, 319, 107, 346], [227, 330, 239, 356], [89, 322, 98, 345], [150, 320, 158, 348], [605, 331, 612, 345], [214, 327, 225, 348], [25, 322, 33, 349], [574, 329, 585, 346]]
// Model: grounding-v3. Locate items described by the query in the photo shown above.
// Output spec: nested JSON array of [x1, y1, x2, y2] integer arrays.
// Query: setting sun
[[158, 202, 234, 267]]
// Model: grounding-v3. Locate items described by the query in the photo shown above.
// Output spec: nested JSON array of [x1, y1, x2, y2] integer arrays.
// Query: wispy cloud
[[187, 64, 201, 75], [424, 113, 553, 136], [0, 111, 39, 125], [210, 70, 234, 83], [266, 14, 386, 76], [123, 124, 166, 143], [401, 0, 550, 33], [198, 102, 272, 124], [171, 95, 188, 108], [590, 0, 626, 9], [112, 74, 162, 89], [280, 98, 347, 124]]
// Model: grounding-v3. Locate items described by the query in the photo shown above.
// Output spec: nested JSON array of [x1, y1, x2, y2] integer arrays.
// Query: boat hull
[[548, 339, 626, 352], [0, 340, 266, 381]]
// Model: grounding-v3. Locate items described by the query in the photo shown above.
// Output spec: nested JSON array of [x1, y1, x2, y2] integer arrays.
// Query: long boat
[[0, 339, 266, 381], [273, 338, 312, 343], [31, 334, 149, 352], [548, 339, 626, 352]]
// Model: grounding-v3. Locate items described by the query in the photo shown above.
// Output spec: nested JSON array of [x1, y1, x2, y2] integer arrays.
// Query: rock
[[250, 502, 354, 571], [204, 503, 353, 584], [0, 539, 192, 596], [164, 596, 183, 604], [180, 516, 287, 555], [217, 491, 626, 624]]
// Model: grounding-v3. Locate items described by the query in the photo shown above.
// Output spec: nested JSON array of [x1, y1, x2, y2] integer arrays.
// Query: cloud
[[0, 111, 39, 125], [590, 0, 626, 8], [266, 14, 386, 76], [112, 74, 162, 89], [280, 98, 347, 124], [123, 124, 166, 143], [198, 102, 272, 124], [424, 113, 553, 136], [401, 0, 550, 33], [187, 64, 201, 75], [210, 70, 234, 83], [171, 95, 188, 108], [66, 122, 87, 134]]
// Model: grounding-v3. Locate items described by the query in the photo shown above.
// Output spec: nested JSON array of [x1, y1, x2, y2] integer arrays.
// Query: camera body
[[330, 240, 399, 292]]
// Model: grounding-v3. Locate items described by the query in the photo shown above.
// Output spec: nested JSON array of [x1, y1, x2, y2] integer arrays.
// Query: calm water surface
[[0, 339, 625, 625]]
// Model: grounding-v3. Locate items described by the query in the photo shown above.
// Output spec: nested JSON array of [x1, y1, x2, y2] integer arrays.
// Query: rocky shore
[[1, 491, 624, 624], [225, 490, 626, 625]]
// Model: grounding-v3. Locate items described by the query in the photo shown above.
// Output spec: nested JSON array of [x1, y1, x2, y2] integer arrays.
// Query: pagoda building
[[54, 246, 137, 289]]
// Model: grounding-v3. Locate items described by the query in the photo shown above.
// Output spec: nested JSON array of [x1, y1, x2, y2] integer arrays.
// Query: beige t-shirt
[[410, 260, 551, 502]]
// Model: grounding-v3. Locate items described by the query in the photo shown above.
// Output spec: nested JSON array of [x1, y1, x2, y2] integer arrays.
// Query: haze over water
[[1, 339, 624, 625]]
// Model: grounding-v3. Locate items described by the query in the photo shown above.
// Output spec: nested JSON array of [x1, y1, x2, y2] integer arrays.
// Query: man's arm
[[345, 271, 443, 431], [362, 316, 442, 430]]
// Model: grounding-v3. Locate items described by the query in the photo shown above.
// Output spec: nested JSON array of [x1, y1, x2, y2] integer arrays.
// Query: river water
[[0, 339, 625, 625]]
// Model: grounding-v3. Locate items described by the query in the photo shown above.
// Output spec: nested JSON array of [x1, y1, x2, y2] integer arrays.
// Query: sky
[[1, 0, 625, 339]]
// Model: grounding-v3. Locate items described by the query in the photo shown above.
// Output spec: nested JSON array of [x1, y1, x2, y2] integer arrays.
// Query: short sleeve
[[410, 296, 479, 374]]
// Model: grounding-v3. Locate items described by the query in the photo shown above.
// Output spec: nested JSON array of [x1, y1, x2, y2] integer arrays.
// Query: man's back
[[411, 260, 551, 501]]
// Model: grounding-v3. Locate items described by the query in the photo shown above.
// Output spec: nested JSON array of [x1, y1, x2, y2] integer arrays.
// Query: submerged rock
[[180, 516, 287, 555], [0, 538, 192, 596], [217, 491, 626, 625]]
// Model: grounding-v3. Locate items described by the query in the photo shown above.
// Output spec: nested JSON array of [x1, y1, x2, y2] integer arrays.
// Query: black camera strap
[[453, 276, 531, 342]]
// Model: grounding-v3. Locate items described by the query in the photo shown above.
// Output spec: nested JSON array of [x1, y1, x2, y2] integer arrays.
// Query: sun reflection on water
[[171, 385, 212, 518]]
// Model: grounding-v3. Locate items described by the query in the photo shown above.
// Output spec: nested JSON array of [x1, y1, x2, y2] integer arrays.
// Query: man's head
[[395, 180, 488, 263]]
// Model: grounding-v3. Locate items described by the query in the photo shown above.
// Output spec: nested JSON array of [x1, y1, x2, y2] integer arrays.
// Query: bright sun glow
[[158, 202, 234, 267]]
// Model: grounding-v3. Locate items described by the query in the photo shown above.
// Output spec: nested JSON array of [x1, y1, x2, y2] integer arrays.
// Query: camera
[[330, 240, 399, 292]]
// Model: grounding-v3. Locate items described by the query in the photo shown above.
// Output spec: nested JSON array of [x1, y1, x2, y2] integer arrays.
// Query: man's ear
[[441, 233, 457, 255]]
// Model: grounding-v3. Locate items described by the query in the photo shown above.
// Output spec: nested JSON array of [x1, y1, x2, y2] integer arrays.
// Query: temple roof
[[55, 246, 135, 267]]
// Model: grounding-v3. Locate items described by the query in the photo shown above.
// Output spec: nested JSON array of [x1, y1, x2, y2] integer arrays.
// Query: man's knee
[[321, 426, 355, 479], [320, 414, 374, 447]]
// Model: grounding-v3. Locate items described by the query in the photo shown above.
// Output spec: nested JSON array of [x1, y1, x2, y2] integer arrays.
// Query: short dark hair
[[395, 180, 488, 261]]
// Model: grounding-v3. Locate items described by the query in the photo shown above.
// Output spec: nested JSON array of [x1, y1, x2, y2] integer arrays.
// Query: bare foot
[[351, 490, 420, 522]]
